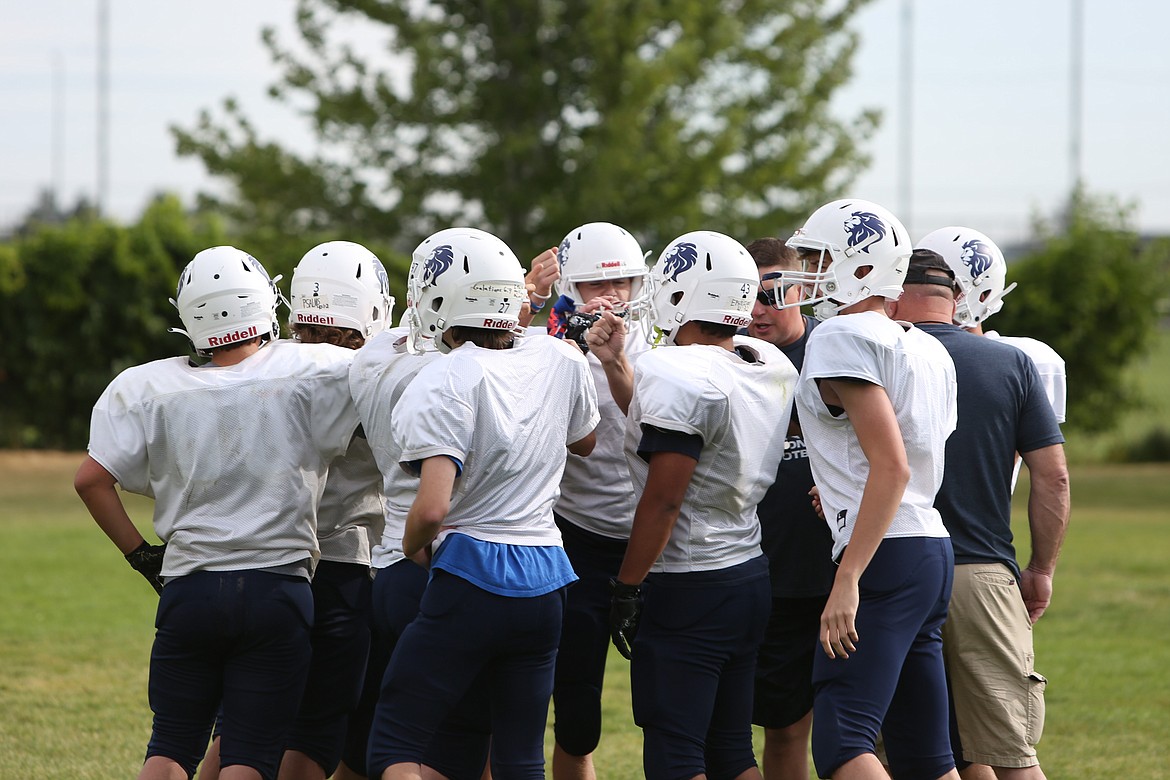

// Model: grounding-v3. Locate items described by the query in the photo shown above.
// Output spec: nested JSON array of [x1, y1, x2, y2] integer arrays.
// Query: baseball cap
[[905, 248, 957, 290]]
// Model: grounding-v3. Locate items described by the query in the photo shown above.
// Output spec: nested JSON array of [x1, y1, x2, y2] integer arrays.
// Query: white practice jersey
[[316, 436, 383, 565], [556, 323, 651, 540], [393, 335, 599, 547], [349, 327, 441, 569], [797, 312, 957, 561], [985, 331, 1067, 423], [87, 340, 360, 578], [624, 335, 798, 573]]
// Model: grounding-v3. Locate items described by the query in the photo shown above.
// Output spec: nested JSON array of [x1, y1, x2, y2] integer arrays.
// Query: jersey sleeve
[[802, 320, 884, 387], [392, 360, 476, 476], [86, 371, 152, 496], [559, 341, 601, 445], [633, 351, 728, 443]]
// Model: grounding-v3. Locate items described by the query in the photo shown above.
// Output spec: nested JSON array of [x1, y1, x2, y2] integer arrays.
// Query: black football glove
[[125, 541, 166, 596], [609, 578, 643, 661]]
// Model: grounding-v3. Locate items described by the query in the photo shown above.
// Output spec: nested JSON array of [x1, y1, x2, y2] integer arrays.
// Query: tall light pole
[[1069, 0, 1084, 202], [53, 52, 65, 206], [97, 0, 110, 214], [897, 0, 914, 229]]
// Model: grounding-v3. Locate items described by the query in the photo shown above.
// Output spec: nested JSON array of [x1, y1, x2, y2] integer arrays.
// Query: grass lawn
[[1, 453, 1167, 778]]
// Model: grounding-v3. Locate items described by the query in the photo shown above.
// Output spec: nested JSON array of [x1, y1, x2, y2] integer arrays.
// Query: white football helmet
[[648, 231, 757, 346], [170, 245, 281, 355], [554, 222, 651, 318], [776, 198, 911, 321], [916, 226, 1016, 328], [406, 227, 527, 354], [289, 241, 395, 337]]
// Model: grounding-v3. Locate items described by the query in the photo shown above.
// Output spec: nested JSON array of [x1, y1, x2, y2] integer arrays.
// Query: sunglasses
[[756, 288, 780, 307], [756, 272, 791, 308]]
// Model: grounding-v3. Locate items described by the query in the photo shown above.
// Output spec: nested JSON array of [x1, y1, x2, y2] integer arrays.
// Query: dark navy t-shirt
[[754, 315, 837, 598], [917, 323, 1065, 578]]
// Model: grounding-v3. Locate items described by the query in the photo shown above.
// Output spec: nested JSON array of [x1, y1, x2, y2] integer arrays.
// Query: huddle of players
[[76, 195, 1068, 780]]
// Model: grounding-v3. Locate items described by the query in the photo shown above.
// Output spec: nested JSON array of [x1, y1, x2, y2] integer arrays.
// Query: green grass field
[[2, 453, 1168, 778]]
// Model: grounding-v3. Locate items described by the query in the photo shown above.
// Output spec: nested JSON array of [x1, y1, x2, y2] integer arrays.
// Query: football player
[[917, 226, 1067, 487], [75, 246, 360, 780], [606, 231, 798, 780], [526, 222, 652, 780], [346, 229, 498, 780], [767, 199, 962, 780], [367, 228, 599, 780]]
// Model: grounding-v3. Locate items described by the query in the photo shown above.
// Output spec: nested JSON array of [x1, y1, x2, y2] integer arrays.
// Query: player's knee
[[552, 685, 603, 756]]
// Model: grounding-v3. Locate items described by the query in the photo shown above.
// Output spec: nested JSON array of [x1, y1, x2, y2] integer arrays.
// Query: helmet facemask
[[555, 222, 652, 322], [774, 199, 911, 321]]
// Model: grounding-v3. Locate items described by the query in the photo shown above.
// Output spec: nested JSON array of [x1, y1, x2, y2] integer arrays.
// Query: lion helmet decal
[[422, 245, 456, 285], [960, 239, 994, 278], [844, 211, 887, 254], [660, 241, 700, 282]]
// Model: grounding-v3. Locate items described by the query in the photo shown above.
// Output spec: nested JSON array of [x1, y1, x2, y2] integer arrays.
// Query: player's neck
[[673, 321, 735, 351], [209, 339, 264, 367]]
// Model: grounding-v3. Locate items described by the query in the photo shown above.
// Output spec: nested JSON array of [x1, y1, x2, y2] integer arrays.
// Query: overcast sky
[[2, 0, 1166, 245]]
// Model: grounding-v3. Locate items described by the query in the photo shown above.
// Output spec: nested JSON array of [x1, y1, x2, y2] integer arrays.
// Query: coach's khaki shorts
[[942, 562, 1046, 768]]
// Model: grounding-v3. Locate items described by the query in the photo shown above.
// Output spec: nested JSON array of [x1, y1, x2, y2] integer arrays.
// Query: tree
[[0, 196, 226, 448], [173, 0, 879, 255], [992, 189, 1170, 433]]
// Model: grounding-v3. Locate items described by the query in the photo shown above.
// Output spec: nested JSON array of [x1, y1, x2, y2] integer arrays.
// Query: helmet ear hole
[[430, 296, 444, 313], [670, 291, 685, 306], [855, 265, 872, 280]]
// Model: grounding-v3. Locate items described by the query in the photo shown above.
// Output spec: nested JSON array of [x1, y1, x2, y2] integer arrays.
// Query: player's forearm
[[402, 456, 456, 556], [837, 464, 908, 581], [617, 503, 678, 586], [403, 513, 442, 557], [600, 355, 634, 414], [74, 456, 145, 554]]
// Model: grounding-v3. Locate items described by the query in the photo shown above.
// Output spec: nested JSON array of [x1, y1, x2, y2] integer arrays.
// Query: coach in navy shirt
[[888, 249, 1070, 779], [745, 237, 836, 780]]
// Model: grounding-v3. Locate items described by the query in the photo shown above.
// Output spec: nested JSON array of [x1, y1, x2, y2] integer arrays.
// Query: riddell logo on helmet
[[600, 261, 622, 268], [296, 313, 336, 326], [481, 318, 514, 328], [207, 325, 259, 346], [722, 314, 752, 327]]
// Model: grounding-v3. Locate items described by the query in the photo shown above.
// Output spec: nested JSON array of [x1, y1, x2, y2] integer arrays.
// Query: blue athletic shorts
[[284, 560, 372, 776], [632, 556, 771, 780], [146, 569, 313, 780]]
